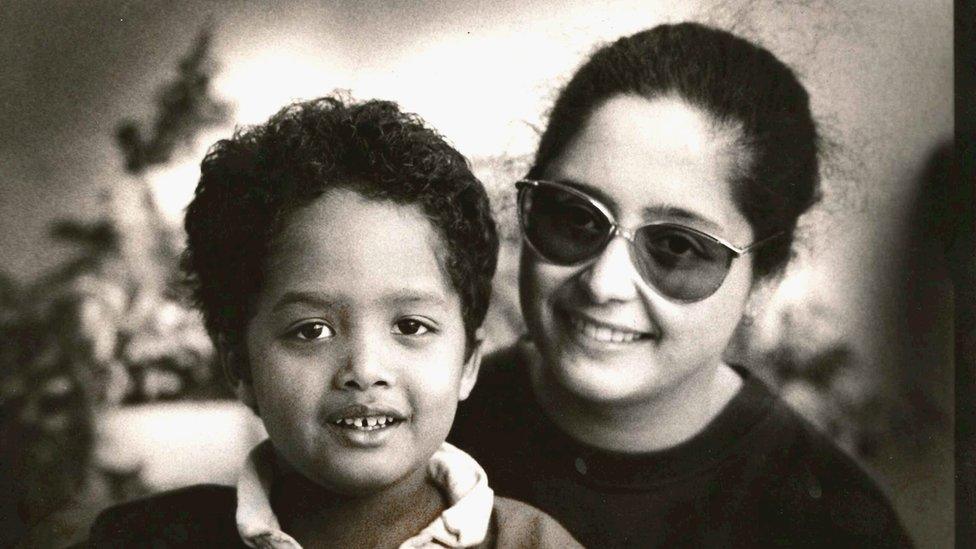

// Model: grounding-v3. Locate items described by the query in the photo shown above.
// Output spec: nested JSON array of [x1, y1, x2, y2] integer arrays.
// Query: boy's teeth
[[335, 415, 397, 430]]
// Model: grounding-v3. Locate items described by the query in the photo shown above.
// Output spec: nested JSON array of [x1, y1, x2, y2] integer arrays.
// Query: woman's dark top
[[448, 344, 913, 548]]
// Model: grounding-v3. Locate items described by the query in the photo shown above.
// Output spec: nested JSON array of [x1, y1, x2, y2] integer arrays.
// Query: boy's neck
[[270, 461, 445, 549]]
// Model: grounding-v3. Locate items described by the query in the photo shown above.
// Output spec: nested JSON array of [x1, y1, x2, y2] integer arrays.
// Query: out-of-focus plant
[[753, 302, 884, 457], [471, 154, 531, 351], [0, 26, 229, 541], [733, 286, 950, 462], [472, 154, 529, 243]]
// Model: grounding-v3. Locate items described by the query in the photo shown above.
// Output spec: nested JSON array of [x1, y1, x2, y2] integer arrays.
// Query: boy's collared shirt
[[236, 440, 496, 549]]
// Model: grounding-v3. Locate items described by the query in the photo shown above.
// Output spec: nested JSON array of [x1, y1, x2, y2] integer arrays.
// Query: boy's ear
[[217, 334, 258, 413], [458, 327, 485, 402]]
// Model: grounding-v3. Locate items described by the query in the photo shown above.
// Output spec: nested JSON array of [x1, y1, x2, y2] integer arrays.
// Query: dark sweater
[[449, 345, 913, 548], [81, 484, 582, 548]]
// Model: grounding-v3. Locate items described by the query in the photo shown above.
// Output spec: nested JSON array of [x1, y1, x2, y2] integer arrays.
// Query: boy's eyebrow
[[378, 291, 449, 308], [272, 291, 338, 312], [272, 290, 449, 312]]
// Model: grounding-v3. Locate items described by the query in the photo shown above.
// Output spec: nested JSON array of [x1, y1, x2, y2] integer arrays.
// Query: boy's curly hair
[[182, 95, 499, 358]]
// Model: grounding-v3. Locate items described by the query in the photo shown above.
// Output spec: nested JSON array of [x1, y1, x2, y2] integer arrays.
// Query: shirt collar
[[235, 440, 494, 549]]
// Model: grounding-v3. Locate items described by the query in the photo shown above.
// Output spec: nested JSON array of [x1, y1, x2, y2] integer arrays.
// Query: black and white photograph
[[0, 1, 961, 547]]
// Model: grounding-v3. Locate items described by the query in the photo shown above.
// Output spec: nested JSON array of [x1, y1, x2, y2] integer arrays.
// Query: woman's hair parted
[[529, 22, 821, 279], [182, 95, 499, 359]]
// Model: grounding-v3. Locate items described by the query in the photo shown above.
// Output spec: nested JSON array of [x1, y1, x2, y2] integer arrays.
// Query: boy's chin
[[269, 434, 439, 499], [299, 458, 430, 498]]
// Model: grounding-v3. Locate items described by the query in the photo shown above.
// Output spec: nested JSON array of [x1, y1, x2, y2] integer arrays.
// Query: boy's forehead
[[261, 188, 460, 310]]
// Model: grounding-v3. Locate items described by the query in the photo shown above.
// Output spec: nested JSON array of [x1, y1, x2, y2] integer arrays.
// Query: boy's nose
[[333, 339, 394, 390]]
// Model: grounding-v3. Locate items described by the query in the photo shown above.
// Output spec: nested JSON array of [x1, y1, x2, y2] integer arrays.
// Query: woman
[[450, 22, 911, 547]]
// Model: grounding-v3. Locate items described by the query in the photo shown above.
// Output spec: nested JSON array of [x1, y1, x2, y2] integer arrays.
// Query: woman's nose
[[579, 236, 641, 304], [333, 337, 394, 391]]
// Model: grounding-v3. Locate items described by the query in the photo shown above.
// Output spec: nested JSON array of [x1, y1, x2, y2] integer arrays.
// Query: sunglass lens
[[521, 184, 610, 264], [632, 225, 734, 301]]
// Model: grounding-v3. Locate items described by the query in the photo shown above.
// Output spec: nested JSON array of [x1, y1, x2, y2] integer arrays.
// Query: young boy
[[84, 96, 580, 548]]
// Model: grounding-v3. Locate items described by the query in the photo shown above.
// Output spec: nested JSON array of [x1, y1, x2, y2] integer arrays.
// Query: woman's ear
[[743, 270, 779, 325], [217, 334, 258, 413], [457, 327, 485, 401]]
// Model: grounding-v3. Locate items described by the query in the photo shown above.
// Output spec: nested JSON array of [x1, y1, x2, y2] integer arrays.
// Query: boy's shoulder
[[85, 484, 244, 547], [486, 496, 583, 548]]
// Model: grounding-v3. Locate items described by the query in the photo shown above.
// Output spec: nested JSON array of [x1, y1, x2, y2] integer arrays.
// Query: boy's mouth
[[325, 404, 407, 432], [332, 415, 403, 431]]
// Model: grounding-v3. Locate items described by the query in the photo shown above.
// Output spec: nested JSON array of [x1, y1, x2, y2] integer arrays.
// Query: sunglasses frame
[[515, 179, 781, 301]]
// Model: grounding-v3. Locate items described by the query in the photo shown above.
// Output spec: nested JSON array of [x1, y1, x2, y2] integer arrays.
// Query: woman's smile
[[560, 308, 656, 348]]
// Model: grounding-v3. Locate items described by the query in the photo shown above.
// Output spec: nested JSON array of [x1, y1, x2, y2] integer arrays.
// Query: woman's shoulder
[[731, 369, 912, 546], [464, 343, 533, 409], [84, 484, 242, 546], [449, 342, 542, 474], [480, 343, 526, 377], [487, 496, 584, 548]]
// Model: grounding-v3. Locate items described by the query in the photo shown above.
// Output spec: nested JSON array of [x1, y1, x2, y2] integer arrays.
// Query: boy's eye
[[392, 318, 431, 336], [289, 321, 335, 341]]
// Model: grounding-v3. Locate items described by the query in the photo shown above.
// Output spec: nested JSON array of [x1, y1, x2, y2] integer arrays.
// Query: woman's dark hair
[[182, 95, 499, 360], [529, 22, 820, 278]]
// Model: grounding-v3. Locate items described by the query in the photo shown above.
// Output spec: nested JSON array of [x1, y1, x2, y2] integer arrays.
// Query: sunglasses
[[516, 179, 780, 303]]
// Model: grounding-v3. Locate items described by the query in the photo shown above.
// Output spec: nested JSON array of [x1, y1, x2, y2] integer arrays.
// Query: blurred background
[[0, 1, 954, 547]]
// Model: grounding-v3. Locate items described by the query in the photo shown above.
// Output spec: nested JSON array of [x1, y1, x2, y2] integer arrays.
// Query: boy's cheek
[[457, 343, 483, 401], [217, 336, 261, 413]]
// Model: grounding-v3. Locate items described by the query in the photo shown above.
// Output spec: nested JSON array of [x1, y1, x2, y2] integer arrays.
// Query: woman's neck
[[270, 462, 445, 549], [529, 357, 743, 453]]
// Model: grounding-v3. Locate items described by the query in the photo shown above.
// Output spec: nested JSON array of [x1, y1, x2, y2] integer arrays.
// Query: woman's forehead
[[545, 95, 750, 238]]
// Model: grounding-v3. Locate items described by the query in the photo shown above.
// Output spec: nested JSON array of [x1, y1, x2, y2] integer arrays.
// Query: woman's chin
[[545, 349, 666, 407]]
